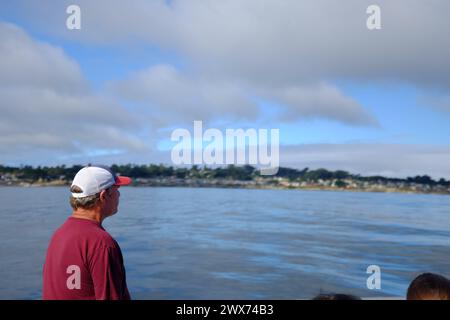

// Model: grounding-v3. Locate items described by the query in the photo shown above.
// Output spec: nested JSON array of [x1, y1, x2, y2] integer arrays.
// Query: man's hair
[[407, 273, 450, 300], [312, 293, 361, 300], [69, 185, 111, 210]]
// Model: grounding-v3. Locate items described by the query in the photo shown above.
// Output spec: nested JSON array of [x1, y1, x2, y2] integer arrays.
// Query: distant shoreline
[[1, 179, 449, 196], [2, 164, 449, 196]]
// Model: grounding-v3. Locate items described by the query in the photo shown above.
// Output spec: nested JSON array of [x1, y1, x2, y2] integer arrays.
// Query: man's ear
[[99, 190, 108, 201]]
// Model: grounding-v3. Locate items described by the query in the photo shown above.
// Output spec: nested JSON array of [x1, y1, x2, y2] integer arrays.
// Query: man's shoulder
[[94, 229, 118, 250], [56, 218, 118, 249]]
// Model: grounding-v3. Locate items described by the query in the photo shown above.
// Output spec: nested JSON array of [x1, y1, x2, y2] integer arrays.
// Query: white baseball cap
[[71, 165, 132, 198]]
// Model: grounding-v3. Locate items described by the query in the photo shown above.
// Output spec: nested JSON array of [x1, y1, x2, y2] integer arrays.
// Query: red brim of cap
[[114, 176, 132, 186]]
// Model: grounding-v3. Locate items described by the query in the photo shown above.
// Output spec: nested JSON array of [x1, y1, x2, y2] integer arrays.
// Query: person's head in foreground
[[312, 293, 361, 300], [406, 273, 450, 300], [69, 165, 132, 223], [43, 165, 132, 300]]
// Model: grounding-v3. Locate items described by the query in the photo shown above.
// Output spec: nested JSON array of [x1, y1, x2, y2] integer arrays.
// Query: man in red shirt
[[43, 165, 132, 300]]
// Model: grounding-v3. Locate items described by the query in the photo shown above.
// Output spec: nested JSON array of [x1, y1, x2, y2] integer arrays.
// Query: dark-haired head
[[407, 273, 450, 300]]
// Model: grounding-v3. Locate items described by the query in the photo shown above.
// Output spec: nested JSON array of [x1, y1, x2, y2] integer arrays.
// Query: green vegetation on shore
[[1, 164, 449, 195]]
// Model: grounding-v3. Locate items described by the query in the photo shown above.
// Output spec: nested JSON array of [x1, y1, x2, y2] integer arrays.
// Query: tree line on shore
[[1, 164, 449, 186]]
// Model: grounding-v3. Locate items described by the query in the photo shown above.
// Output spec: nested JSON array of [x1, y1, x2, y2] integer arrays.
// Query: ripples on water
[[0, 186, 449, 299]]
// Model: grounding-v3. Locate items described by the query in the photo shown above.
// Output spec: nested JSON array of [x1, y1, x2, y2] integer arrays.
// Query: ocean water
[[0, 186, 449, 299]]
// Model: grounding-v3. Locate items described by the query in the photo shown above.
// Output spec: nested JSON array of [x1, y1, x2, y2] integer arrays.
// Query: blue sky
[[1, 0, 450, 178]]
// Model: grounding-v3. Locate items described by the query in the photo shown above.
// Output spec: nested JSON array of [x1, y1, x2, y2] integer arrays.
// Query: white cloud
[[111, 64, 259, 126], [418, 94, 450, 115], [266, 83, 378, 126], [10, 0, 450, 89], [20, 142, 450, 180], [112, 65, 377, 127], [280, 144, 450, 179], [0, 22, 86, 94], [0, 22, 148, 163]]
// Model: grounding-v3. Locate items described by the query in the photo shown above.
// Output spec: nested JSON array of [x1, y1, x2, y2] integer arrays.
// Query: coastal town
[[1, 164, 449, 195]]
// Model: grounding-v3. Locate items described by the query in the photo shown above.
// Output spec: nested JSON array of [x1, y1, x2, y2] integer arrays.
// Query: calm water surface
[[0, 186, 449, 299]]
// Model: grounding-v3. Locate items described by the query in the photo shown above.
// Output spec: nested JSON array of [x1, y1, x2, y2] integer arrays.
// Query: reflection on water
[[0, 186, 449, 299]]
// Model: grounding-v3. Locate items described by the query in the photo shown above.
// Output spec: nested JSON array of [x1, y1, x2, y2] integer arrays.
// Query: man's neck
[[72, 209, 103, 224]]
